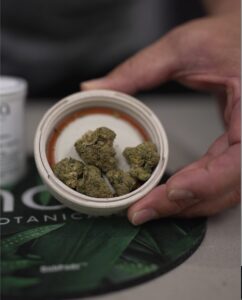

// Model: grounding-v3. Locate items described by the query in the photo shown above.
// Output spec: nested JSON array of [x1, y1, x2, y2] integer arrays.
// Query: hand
[[81, 13, 241, 225]]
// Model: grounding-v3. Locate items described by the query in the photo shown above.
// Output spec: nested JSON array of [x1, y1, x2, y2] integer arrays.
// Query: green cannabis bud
[[129, 167, 151, 182], [106, 169, 137, 196], [75, 127, 117, 173], [77, 165, 113, 198], [53, 158, 84, 189], [53, 129, 160, 198], [123, 142, 160, 181]]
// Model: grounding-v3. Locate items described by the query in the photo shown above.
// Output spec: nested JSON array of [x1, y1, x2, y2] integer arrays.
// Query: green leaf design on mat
[[1, 224, 64, 257], [131, 228, 162, 256], [1, 157, 207, 299], [107, 257, 158, 283], [1, 258, 42, 274], [35, 176, 63, 206], [2, 276, 40, 292], [38, 190, 52, 205], [165, 221, 205, 258], [30, 217, 140, 295], [26, 254, 42, 260], [106, 227, 167, 284], [145, 219, 206, 260], [36, 178, 52, 205]]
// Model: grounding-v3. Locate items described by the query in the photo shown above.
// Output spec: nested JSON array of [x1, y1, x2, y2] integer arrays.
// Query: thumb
[[128, 142, 240, 225], [81, 36, 180, 94], [166, 143, 240, 205]]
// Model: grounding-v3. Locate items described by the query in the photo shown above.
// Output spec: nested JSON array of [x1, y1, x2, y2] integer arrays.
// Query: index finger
[[81, 36, 179, 94]]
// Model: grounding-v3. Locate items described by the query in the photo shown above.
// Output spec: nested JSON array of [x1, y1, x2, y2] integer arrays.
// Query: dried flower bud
[[75, 127, 117, 173], [129, 167, 151, 182], [106, 169, 138, 196], [123, 142, 159, 181], [52, 158, 84, 189], [77, 165, 113, 198], [53, 131, 160, 198]]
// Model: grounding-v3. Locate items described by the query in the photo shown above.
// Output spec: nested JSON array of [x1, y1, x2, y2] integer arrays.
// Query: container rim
[[34, 90, 169, 210]]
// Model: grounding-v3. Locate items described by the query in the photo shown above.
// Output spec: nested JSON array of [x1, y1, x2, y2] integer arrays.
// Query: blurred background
[[1, 0, 204, 98], [1, 3, 240, 299]]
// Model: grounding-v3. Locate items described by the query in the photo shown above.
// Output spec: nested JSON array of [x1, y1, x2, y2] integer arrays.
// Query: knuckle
[[169, 21, 211, 56]]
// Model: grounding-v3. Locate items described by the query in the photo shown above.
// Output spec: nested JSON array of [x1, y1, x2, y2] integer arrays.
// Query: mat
[[0, 157, 206, 299]]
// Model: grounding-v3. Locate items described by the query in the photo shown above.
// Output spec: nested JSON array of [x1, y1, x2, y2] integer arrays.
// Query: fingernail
[[131, 209, 158, 226], [81, 78, 104, 90], [168, 189, 195, 201]]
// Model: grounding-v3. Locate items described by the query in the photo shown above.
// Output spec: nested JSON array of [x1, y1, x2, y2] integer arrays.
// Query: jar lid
[[0, 76, 27, 96], [34, 90, 169, 215]]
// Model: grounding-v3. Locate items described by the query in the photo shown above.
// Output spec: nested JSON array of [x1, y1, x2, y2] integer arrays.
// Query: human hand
[[81, 13, 241, 224]]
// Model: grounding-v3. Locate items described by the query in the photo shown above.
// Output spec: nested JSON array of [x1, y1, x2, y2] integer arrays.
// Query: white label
[[0, 93, 26, 186]]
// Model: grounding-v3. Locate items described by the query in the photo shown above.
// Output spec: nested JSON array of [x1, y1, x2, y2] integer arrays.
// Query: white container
[[0, 76, 27, 187], [34, 90, 169, 215]]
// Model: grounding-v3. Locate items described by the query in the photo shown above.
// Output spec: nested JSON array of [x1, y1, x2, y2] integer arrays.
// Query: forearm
[[203, 0, 240, 15]]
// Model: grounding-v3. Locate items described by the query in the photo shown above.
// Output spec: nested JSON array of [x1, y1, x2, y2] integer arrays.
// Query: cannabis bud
[[123, 142, 160, 181], [77, 165, 113, 198], [52, 128, 160, 198], [106, 169, 138, 196], [53, 158, 84, 189], [75, 127, 117, 173]]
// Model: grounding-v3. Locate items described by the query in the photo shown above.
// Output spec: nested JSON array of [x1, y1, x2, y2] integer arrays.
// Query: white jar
[[34, 90, 169, 215], [0, 76, 27, 187]]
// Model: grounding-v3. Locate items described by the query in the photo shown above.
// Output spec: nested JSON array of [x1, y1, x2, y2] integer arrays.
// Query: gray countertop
[[26, 94, 240, 300]]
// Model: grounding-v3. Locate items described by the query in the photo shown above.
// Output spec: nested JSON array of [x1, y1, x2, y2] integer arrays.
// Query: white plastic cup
[[34, 90, 169, 215], [0, 76, 27, 187]]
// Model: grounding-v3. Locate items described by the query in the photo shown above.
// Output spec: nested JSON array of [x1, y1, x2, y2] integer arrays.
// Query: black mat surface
[[1, 158, 206, 299]]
